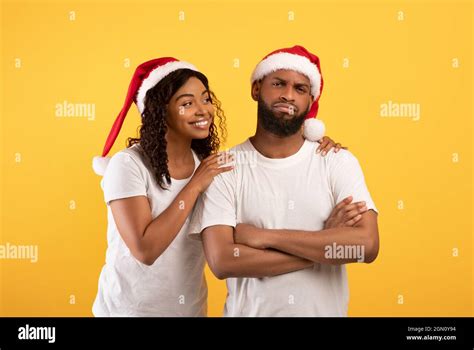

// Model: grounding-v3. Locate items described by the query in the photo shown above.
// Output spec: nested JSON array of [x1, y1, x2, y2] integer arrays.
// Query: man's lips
[[272, 103, 297, 114]]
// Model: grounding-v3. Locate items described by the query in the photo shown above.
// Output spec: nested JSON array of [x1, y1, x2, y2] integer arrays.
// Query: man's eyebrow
[[294, 82, 310, 89], [272, 77, 310, 89], [272, 77, 287, 83]]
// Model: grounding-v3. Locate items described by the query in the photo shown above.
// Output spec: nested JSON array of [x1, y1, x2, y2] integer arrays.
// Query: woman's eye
[[182, 102, 192, 107], [203, 97, 212, 104]]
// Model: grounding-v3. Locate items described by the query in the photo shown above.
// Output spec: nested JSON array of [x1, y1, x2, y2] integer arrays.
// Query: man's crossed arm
[[202, 197, 378, 280]]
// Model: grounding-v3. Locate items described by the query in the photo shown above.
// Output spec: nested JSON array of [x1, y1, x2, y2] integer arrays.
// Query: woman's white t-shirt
[[93, 144, 207, 316]]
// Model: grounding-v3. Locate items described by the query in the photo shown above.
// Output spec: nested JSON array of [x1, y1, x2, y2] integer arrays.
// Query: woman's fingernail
[[322, 151, 327, 156]]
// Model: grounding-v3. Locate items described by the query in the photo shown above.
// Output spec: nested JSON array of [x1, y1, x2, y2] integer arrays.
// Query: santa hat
[[92, 57, 198, 176], [251, 45, 325, 141]]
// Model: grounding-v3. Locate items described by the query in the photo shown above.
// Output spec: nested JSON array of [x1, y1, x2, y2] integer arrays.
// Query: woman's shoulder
[[120, 143, 141, 158], [105, 144, 150, 177]]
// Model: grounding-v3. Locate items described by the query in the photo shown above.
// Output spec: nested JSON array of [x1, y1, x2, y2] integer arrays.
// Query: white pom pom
[[92, 156, 111, 176], [303, 118, 325, 142]]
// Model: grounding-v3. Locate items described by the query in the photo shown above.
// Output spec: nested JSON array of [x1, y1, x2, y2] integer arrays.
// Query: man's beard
[[257, 97, 309, 137]]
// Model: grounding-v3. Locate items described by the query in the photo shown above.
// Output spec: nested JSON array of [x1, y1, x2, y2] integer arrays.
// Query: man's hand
[[324, 196, 367, 229], [234, 223, 267, 249]]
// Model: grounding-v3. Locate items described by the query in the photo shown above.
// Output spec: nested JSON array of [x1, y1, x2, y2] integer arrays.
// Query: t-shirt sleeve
[[328, 150, 378, 213], [188, 172, 237, 240], [101, 152, 148, 205]]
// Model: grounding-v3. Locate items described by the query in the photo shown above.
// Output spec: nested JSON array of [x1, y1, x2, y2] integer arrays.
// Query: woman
[[91, 57, 355, 316]]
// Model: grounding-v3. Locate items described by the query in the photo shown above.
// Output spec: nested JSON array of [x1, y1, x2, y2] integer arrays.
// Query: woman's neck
[[165, 130, 193, 165]]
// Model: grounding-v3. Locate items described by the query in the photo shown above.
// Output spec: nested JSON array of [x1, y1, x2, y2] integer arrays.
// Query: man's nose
[[280, 86, 295, 102]]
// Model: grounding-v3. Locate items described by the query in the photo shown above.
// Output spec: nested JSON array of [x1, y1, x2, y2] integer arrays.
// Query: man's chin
[[272, 110, 297, 120]]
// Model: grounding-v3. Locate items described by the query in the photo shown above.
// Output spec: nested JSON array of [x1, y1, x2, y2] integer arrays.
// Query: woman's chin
[[189, 129, 210, 140]]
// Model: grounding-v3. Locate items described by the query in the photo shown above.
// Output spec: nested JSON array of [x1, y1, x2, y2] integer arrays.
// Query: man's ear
[[251, 81, 261, 101]]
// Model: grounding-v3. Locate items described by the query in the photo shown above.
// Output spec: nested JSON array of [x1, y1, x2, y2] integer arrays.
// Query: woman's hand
[[324, 196, 367, 229], [188, 152, 234, 194], [316, 136, 347, 156]]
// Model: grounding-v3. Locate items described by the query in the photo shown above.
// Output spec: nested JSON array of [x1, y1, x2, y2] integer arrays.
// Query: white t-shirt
[[93, 144, 207, 317], [189, 139, 377, 317]]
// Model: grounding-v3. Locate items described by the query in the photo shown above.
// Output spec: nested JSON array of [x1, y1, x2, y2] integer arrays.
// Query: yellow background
[[1, 0, 472, 316]]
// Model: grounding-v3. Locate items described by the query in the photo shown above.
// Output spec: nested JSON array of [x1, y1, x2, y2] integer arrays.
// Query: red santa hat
[[251, 45, 325, 141], [92, 57, 198, 175]]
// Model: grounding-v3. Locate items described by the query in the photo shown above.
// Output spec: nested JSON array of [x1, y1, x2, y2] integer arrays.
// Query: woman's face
[[166, 77, 214, 140]]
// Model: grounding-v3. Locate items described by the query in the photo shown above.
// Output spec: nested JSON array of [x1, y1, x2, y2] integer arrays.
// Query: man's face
[[252, 69, 313, 137]]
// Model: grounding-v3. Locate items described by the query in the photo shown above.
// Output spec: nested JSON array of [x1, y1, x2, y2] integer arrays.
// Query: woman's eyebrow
[[176, 89, 209, 101], [175, 93, 195, 101]]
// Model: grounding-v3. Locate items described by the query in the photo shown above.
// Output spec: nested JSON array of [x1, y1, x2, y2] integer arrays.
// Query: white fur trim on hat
[[251, 52, 321, 98], [303, 118, 325, 142], [92, 156, 111, 176], [136, 61, 198, 114]]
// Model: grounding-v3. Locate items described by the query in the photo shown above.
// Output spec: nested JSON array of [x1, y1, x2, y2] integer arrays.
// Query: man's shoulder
[[300, 140, 358, 166], [324, 147, 358, 163], [317, 146, 365, 177], [227, 139, 252, 153], [213, 139, 253, 182]]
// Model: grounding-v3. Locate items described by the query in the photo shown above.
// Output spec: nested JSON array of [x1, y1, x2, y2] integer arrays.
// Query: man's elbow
[[130, 242, 158, 266], [364, 235, 379, 264], [211, 267, 229, 280], [206, 251, 233, 280], [133, 250, 156, 266]]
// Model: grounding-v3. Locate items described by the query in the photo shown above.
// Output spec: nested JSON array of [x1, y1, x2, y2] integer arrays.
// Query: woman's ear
[[251, 81, 260, 101]]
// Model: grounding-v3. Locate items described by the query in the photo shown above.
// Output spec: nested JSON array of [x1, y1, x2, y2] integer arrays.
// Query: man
[[189, 45, 379, 316]]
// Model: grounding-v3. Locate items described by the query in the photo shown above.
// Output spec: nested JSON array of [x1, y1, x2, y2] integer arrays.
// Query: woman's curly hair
[[127, 69, 227, 190]]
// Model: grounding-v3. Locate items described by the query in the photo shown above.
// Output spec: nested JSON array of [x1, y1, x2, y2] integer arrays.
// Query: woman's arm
[[110, 153, 233, 265]]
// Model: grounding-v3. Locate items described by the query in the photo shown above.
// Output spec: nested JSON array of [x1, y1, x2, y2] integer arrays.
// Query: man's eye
[[273, 82, 281, 87]]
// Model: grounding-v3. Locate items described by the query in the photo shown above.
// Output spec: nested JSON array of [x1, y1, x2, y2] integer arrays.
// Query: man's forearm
[[262, 225, 377, 265], [206, 242, 313, 279]]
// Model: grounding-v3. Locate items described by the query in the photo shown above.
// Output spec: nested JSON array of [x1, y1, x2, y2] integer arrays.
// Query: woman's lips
[[190, 119, 209, 129]]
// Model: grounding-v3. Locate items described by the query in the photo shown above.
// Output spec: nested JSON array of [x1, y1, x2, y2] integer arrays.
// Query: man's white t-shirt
[[189, 138, 377, 317], [93, 144, 207, 317]]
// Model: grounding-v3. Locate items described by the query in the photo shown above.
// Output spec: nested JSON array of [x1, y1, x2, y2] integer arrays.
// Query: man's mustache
[[272, 102, 298, 111]]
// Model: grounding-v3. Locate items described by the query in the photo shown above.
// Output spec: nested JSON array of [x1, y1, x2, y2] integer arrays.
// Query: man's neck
[[249, 123, 305, 159]]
